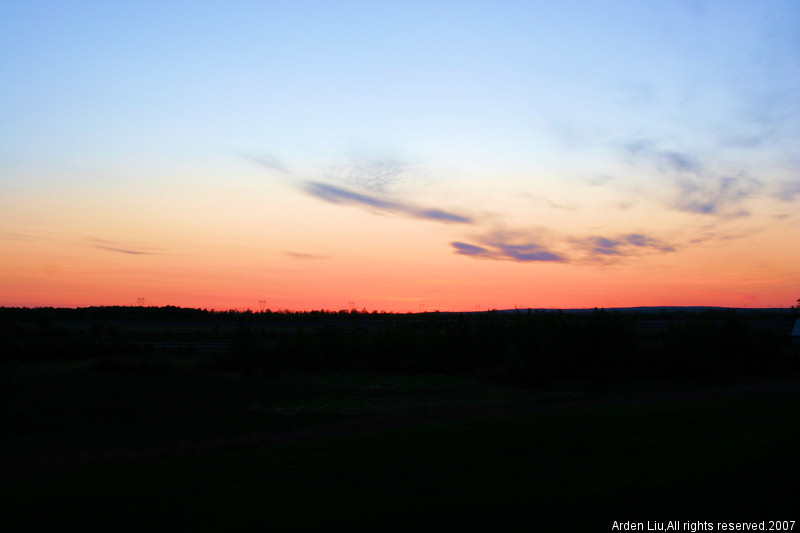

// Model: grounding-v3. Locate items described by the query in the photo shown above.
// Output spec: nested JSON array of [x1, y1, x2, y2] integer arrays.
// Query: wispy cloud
[[0, 231, 36, 242], [580, 173, 614, 187], [774, 179, 800, 202], [303, 181, 473, 224], [570, 233, 676, 262], [720, 130, 780, 150], [451, 242, 494, 258], [622, 139, 761, 217], [688, 226, 762, 246], [625, 233, 675, 251], [623, 139, 702, 174], [614, 82, 655, 106], [497, 243, 564, 262], [453, 229, 676, 264], [252, 151, 683, 267], [722, 67, 800, 151], [284, 251, 328, 260], [674, 174, 761, 216], [247, 154, 289, 174], [87, 238, 155, 255], [520, 193, 577, 211], [329, 155, 408, 193], [452, 230, 565, 262], [452, 240, 564, 262], [249, 152, 471, 224], [93, 245, 151, 255]]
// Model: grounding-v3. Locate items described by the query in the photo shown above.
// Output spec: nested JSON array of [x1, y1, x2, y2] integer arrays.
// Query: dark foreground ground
[[2, 365, 799, 531], [2, 307, 798, 530]]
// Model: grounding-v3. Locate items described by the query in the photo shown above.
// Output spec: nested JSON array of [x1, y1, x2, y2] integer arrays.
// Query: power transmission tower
[[259, 300, 267, 312], [137, 297, 145, 307]]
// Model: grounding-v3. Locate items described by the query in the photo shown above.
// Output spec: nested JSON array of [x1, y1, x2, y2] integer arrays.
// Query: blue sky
[[4, 1, 797, 171], [1, 1, 798, 310]]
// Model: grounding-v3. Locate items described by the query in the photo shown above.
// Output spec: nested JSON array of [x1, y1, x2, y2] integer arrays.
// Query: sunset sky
[[1, 1, 798, 312]]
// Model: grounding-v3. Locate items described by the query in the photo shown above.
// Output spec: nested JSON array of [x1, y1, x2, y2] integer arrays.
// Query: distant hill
[[492, 306, 795, 314]]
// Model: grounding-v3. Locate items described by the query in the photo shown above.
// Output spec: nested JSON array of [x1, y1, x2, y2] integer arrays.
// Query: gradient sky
[[1, 1, 798, 311]]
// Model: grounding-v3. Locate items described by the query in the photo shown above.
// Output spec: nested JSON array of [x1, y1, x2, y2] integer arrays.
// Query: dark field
[[2, 307, 798, 530]]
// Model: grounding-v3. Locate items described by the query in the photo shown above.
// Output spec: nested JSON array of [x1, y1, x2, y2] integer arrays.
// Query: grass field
[[2, 359, 798, 531], [1, 360, 539, 477]]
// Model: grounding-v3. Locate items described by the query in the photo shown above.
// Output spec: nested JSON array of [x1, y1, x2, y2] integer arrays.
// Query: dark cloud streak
[[451, 231, 565, 263], [92, 245, 152, 255], [570, 233, 676, 262], [451, 242, 494, 258], [453, 230, 676, 264], [87, 238, 154, 255], [284, 251, 328, 260], [497, 243, 563, 262], [303, 181, 473, 224]]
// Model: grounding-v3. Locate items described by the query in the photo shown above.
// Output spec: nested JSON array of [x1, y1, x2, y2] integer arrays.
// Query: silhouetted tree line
[[0, 306, 403, 324], [1, 307, 796, 384]]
